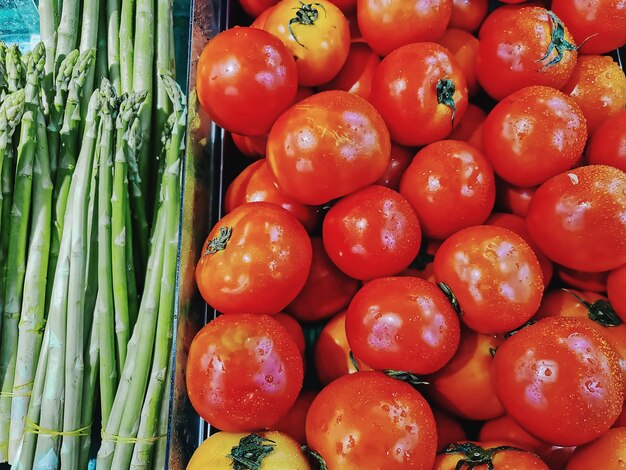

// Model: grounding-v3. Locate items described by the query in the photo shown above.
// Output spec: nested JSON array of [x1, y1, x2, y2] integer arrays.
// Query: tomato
[[287, 238, 360, 323], [608, 264, 626, 322], [399, 140, 496, 240], [251, 5, 276, 28], [346, 277, 460, 374], [551, 0, 626, 54], [322, 185, 421, 280], [273, 313, 306, 356], [240, 0, 279, 18], [428, 327, 505, 420], [567, 427, 626, 470], [196, 27, 297, 136], [187, 431, 310, 470], [616, 402, 626, 427], [435, 441, 549, 470], [586, 109, 626, 172], [477, 7, 577, 101], [561, 55, 626, 135], [187, 314, 304, 431], [231, 133, 267, 158], [264, 0, 350, 86], [556, 267, 608, 293], [482, 86, 587, 187], [374, 143, 413, 191], [495, 179, 536, 218], [305, 371, 437, 469], [437, 28, 480, 96], [318, 42, 380, 101], [433, 407, 467, 451], [449, 0, 488, 33], [196, 202, 312, 314], [447, 103, 486, 151], [370, 42, 468, 147], [433, 225, 544, 334], [272, 390, 317, 444], [492, 316, 624, 446], [328, 0, 356, 12], [266, 90, 391, 205], [526, 165, 626, 273], [356, 0, 451, 56]]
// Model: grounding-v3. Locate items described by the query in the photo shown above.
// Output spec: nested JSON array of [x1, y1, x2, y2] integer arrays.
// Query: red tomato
[[561, 55, 626, 135], [428, 328, 506, 420], [196, 27, 297, 136], [556, 267, 608, 293], [477, 7, 577, 100], [449, 0, 488, 32], [492, 316, 624, 446], [551, 0, 626, 54], [327, 0, 356, 11], [447, 103, 486, 151], [273, 313, 306, 356], [482, 86, 587, 187], [287, 238, 360, 323], [370, 42, 468, 147], [305, 371, 437, 469], [608, 264, 626, 322], [526, 165, 626, 273], [272, 389, 317, 443], [615, 402, 626, 427], [264, 0, 350, 86], [433, 407, 467, 452], [322, 185, 421, 280], [240, 0, 278, 18], [186, 314, 304, 431], [586, 109, 626, 172], [224, 160, 319, 232], [434, 441, 549, 470], [250, 5, 276, 28], [495, 179, 536, 218], [433, 225, 544, 334], [374, 143, 413, 191], [266, 90, 391, 205], [356, 0, 452, 56], [399, 140, 496, 240], [346, 277, 461, 374], [480, 415, 549, 455], [231, 133, 267, 158], [437, 28, 480, 96], [318, 42, 380, 101], [196, 202, 312, 314], [566, 427, 626, 470]]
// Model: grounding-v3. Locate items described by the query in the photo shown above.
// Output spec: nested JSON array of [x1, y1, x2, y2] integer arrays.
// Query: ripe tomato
[[495, 179, 536, 218], [318, 42, 380, 101], [615, 402, 626, 427], [526, 165, 626, 272], [196, 27, 297, 136], [433, 225, 544, 334], [428, 327, 506, 420], [551, 0, 626, 54], [196, 202, 312, 314], [607, 264, 626, 322], [556, 267, 608, 293], [346, 276, 461, 374], [449, 0, 488, 33], [447, 103, 486, 151], [327, 0, 356, 12], [435, 441, 549, 470], [273, 313, 306, 356], [399, 140, 496, 240], [492, 316, 624, 446], [566, 427, 626, 470], [561, 55, 626, 135], [586, 109, 626, 172], [374, 143, 413, 191], [239, 0, 279, 18], [224, 160, 319, 232], [437, 28, 480, 96], [266, 90, 391, 205], [477, 7, 577, 100], [187, 431, 310, 470], [287, 238, 360, 323], [186, 314, 304, 431], [264, 0, 350, 86], [322, 185, 421, 280], [433, 407, 467, 451], [370, 42, 468, 147], [482, 86, 587, 187], [231, 133, 267, 158], [305, 371, 437, 469], [272, 390, 317, 444], [251, 5, 276, 28]]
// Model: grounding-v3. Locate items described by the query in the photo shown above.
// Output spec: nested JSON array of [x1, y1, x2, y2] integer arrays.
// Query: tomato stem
[[205, 226, 232, 254], [410, 241, 435, 271], [384, 369, 428, 388], [563, 289, 622, 327], [439, 442, 529, 470], [227, 433, 276, 470], [349, 351, 360, 371], [302, 445, 329, 470], [537, 11, 578, 70], [436, 78, 457, 128], [438, 282, 461, 315], [288, 1, 327, 48], [504, 320, 536, 339]]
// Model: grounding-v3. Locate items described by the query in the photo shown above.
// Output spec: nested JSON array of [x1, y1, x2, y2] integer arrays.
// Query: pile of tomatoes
[[186, 0, 626, 468]]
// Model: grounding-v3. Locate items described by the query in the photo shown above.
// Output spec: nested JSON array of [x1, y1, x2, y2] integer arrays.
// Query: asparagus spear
[[55, 0, 80, 74], [119, 0, 135, 95], [152, 368, 172, 470], [38, 0, 58, 111], [0, 44, 45, 462], [95, 6, 109, 94], [107, 0, 122, 93], [78, 0, 102, 125], [78, 300, 99, 470], [6, 45, 24, 92]]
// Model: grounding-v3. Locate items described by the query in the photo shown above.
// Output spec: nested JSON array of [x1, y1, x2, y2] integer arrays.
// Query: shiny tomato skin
[[346, 277, 461, 374], [186, 314, 304, 432], [196, 202, 312, 315], [556, 267, 608, 293], [476, 7, 577, 101], [272, 390, 317, 444], [224, 160, 319, 232], [399, 140, 496, 240], [267, 90, 391, 205], [435, 441, 549, 470], [305, 371, 437, 469], [587, 109, 626, 173], [231, 133, 267, 158], [273, 313, 306, 356], [448, 103, 486, 151], [561, 55, 626, 135], [607, 264, 626, 322], [287, 238, 360, 323], [428, 328, 506, 420], [196, 27, 297, 136], [449, 0, 488, 32], [482, 86, 587, 187], [495, 180, 536, 218], [322, 185, 421, 280], [369, 42, 468, 147], [356, 0, 452, 56], [526, 165, 626, 273], [433, 225, 544, 334], [319, 42, 380, 101], [437, 28, 480, 96], [566, 427, 626, 470], [374, 143, 413, 191], [239, 0, 279, 18], [264, 0, 350, 87], [492, 316, 624, 446], [433, 408, 467, 451]]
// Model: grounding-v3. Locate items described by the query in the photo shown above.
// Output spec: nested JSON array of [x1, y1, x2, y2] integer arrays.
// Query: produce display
[[187, 0, 626, 469]]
